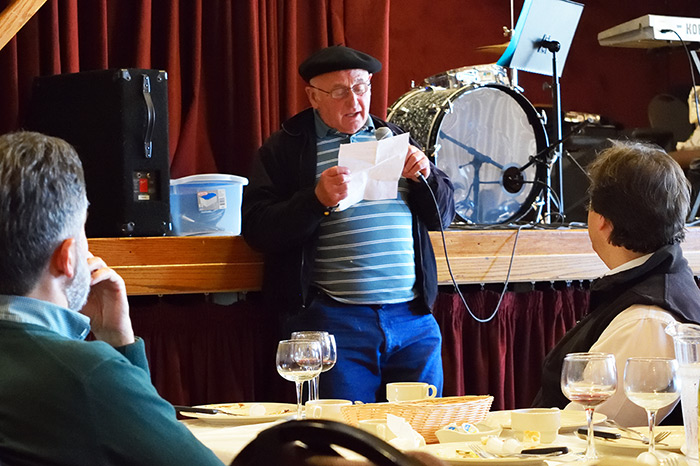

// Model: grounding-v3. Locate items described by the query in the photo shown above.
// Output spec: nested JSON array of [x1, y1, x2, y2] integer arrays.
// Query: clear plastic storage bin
[[169, 174, 248, 236]]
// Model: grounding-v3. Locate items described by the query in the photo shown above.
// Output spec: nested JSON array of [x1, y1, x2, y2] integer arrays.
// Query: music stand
[[497, 0, 584, 222]]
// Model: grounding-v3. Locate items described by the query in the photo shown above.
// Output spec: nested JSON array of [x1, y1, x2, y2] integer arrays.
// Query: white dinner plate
[[593, 425, 684, 455], [179, 402, 296, 425], [484, 410, 606, 433], [416, 443, 547, 465]]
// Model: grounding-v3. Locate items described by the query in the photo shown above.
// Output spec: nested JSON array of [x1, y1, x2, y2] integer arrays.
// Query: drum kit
[[387, 58, 551, 226], [387, 0, 589, 227]]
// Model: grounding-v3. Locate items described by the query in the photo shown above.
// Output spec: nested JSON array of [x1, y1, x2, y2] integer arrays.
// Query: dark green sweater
[[0, 316, 224, 465]]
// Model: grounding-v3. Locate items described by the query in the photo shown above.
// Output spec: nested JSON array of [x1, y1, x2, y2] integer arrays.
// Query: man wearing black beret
[[242, 45, 455, 402]]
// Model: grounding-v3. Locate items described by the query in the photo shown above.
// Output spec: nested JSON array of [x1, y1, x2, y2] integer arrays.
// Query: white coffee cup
[[385, 382, 437, 402], [305, 399, 352, 422], [510, 407, 561, 444], [358, 419, 397, 442]]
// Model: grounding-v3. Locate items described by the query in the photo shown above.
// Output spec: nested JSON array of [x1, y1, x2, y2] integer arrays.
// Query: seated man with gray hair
[[0, 131, 223, 465]]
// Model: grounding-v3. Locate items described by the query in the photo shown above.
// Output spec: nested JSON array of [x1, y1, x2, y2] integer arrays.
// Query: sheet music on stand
[[497, 0, 584, 77]]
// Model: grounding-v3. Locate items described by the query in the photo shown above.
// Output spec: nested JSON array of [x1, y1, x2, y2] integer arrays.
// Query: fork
[[604, 419, 671, 444], [620, 430, 671, 445], [467, 442, 495, 459], [662, 453, 687, 466]]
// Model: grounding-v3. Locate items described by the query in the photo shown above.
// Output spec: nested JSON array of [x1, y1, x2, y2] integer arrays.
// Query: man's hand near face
[[80, 254, 135, 347]]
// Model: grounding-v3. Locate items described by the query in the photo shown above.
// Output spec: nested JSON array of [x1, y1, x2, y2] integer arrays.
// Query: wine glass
[[561, 352, 617, 461], [291, 331, 337, 401], [624, 357, 679, 454], [276, 339, 322, 419]]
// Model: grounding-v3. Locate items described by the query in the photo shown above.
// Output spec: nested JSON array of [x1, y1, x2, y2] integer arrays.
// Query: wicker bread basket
[[341, 395, 493, 444]]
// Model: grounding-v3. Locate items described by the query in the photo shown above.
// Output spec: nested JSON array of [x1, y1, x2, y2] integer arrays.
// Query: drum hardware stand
[[441, 130, 505, 224], [495, 0, 584, 224], [502, 26, 520, 89], [504, 38, 567, 223], [540, 38, 564, 222]]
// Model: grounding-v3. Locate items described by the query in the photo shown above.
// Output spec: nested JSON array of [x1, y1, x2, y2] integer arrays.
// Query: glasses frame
[[309, 81, 371, 100]]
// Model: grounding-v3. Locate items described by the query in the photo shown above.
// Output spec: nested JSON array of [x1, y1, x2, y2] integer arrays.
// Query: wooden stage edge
[[87, 227, 700, 296]]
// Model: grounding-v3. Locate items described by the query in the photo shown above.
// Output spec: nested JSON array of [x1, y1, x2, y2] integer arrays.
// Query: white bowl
[[510, 408, 561, 444], [435, 422, 502, 443]]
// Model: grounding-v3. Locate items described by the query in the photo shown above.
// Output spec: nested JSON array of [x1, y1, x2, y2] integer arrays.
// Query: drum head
[[434, 85, 547, 224], [388, 84, 548, 225]]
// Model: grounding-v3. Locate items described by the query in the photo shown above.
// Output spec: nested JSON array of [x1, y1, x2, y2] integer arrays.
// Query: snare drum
[[424, 64, 510, 89], [388, 84, 548, 225]]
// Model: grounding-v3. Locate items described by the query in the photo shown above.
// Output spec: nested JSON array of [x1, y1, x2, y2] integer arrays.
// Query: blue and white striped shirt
[[311, 112, 416, 305]]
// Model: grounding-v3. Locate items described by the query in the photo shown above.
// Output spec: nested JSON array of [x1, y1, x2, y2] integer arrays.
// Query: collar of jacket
[[281, 108, 320, 137]]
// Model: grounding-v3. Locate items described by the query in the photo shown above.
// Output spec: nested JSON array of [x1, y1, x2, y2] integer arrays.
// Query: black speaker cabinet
[[551, 125, 619, 224], [26, 68, 171, 237]]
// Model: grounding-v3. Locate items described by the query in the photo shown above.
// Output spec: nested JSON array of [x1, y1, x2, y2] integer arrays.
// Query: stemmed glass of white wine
[[276, 339, 322, 420], [291, 331, 337, 401], [561, 352, 617, 461], [624, 357, 679, 454]]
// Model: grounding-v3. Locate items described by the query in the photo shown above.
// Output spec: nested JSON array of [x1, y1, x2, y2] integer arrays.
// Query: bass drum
[[388, 84, 548, 225]]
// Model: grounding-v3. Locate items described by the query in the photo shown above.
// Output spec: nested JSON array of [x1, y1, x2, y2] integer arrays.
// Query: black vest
[[532, 243, 700, 409]]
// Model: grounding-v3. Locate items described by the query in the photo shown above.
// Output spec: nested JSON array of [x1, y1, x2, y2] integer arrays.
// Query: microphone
[[538, 39, 561, 52], [502, 166, 525, 194], [502, 117, 595, 194], [526, 117, 593, 167], [375, 126, 393, 141]]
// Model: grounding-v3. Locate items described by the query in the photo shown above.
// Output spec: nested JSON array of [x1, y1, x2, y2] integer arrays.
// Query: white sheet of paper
[[336, 132, 409, 211]]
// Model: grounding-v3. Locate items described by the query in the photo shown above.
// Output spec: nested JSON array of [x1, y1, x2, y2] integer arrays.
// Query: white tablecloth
[[182, 419, 282, 464], [182, 415, 687, 465]]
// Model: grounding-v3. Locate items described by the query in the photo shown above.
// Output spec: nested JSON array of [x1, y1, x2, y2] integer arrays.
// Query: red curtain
[[127, 287, 589, 409], [129, 293, 285, 405], [0, 0, 390, 179], [433, 285, 589, 411]]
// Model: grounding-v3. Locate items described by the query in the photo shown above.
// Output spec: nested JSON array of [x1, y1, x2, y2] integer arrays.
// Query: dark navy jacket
[[532, 243, 700, 410], [241, 108, 455, 315]]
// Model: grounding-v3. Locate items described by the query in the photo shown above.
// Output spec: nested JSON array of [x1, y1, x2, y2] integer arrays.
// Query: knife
[[520, 446, 569, 455], [575, 427, 621, 440], [173, 405, 242, 416]]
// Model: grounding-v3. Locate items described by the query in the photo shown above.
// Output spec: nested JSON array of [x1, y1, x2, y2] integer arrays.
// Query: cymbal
[[476, 42, 510, 54]]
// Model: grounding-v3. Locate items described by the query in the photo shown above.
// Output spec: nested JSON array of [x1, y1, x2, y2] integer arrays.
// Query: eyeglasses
[[310, 81, 371, 100]]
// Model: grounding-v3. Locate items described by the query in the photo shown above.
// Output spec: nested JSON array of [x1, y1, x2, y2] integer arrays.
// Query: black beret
[[298, 45, 382, 82]]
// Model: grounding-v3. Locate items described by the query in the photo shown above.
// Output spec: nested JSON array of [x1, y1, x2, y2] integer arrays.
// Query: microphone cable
[[659, 29, 700, 224], [416, 172, 530, 323], [660, 29, 700, 133]]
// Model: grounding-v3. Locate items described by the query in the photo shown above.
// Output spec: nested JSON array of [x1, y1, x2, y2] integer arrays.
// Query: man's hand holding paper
[[336, 132, 411, 211]]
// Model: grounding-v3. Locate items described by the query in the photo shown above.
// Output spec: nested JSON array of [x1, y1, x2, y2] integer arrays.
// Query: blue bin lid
[[170, 173, 248, 186]]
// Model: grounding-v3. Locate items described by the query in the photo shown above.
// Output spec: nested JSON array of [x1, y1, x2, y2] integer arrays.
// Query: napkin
[[385, 413, 426, 449]]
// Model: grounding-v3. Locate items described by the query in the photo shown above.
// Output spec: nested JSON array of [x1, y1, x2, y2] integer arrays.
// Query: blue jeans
[[286, 291, 443, 403]]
